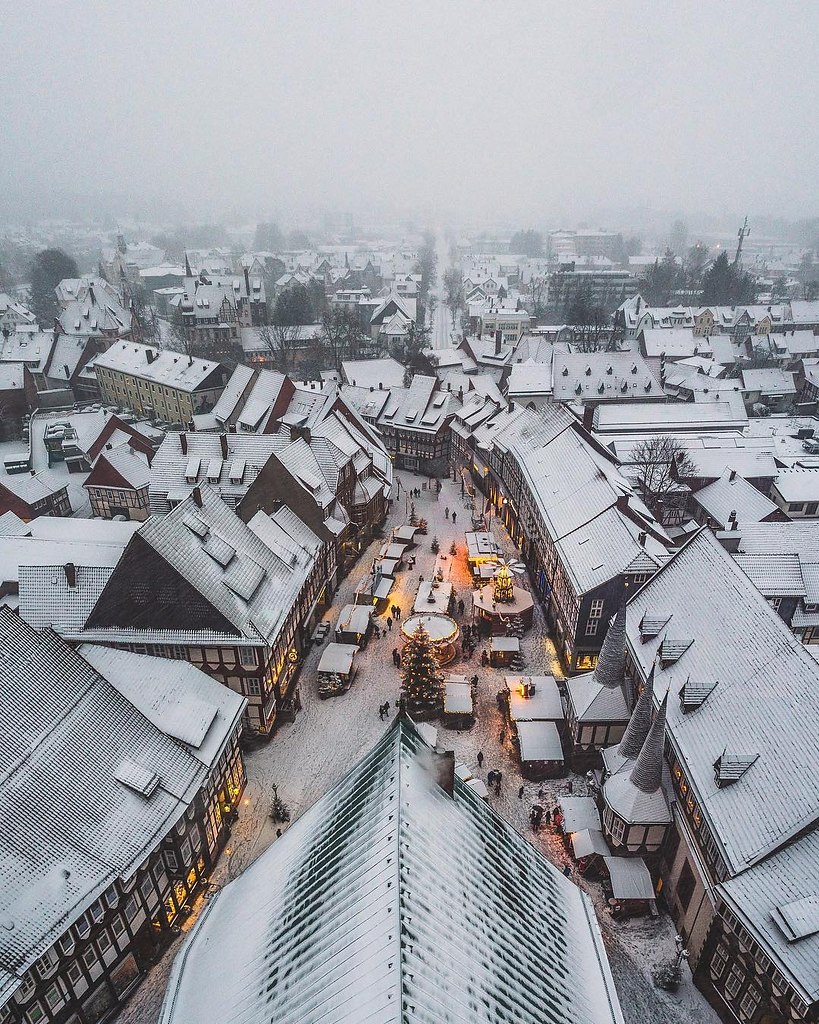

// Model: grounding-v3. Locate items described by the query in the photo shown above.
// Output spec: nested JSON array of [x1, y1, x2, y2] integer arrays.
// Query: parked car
[[802, 439, 819, 454]]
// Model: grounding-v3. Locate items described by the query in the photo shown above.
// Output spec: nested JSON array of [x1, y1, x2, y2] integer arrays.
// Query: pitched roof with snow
[[93, 341, 225, 392], [159, 717, 624, 1024], [625, 528, 819, 873], [0, 612, 243, 1000], [691, 468, 781, 528]]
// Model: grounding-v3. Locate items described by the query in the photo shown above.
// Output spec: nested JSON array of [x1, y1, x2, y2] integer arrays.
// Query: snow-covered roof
[[85, 485, 322, 646], [341, 356, 405, 390], [0, 612, 242, 995], [625, 528, 819, 874], [93, 341, 225, 392], [740, 367, 797, 396], [593, 394, 748, 434], [505, 675, 564, 721], [517, 719, 563, 762], [691, 468, 781, 528], [159, 717, 624, 1024], [772, 469, 819, 503], [603, 857, 655, 901]]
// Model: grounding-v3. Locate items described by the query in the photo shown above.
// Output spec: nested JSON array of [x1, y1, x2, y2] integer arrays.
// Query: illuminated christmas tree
[[493, 564, 514, 603], [401, 621, 443, 714]]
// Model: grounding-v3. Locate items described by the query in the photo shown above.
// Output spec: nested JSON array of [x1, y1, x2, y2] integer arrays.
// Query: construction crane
[[733, 216, 750, 266]]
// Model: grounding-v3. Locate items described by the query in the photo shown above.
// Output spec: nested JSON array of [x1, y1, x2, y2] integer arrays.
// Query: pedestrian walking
[[386, 616, 393, 632], [378, 704, 384, 720], [477, 750, 484, 768], [567, 780, 574, 795], [396, 651, 401, 669], [392, 647, 399, 666], [457, 598, 465, 615], [452, 512, 456, 524], [499, 728, 506, 745], [445, 507, 450, 520], [494, 770, 502, 796], [294, 687, 302, 712], [518, 785, 524, 800], [562, 865, 571, 878], [470, 674, 479, 686], [384, 700, 390, 715]]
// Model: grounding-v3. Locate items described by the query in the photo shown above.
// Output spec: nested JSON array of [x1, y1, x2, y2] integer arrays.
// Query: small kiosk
[[488, 636, 521, 668], [335, 604, 373, 647], [516, 720, 565, 779], [317, 643, 359, 698], [443, 676, 475, 730]]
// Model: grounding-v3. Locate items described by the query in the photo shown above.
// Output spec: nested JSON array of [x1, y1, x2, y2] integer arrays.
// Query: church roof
[[159, 717, 624, 1024]]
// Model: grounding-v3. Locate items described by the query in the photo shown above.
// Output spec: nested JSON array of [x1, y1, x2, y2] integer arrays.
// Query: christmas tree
[[409, 502, 418, 526], [401, 621, 443, 714], [493, 564, 514, 603]]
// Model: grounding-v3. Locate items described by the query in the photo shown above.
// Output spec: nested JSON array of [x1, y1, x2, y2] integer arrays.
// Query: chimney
[[638, 530, 646, 546], [431, 749, 455, 797], [146, 348, 155, 364], [220, 433, 228, 459], [180, 432, 187, 455], [616, 494, 630, 514], [582, 404, 594, 430], [494, 328, 502, 355], [64, 364, 70, 378], [64, 563, 76, 589], [243, 266, 250, 296], [729, 469, 736, 482], [731, 517, 739, 531], [192, 486, 202, 508]]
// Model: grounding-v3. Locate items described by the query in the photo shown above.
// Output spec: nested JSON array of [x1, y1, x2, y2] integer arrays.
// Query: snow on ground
[[113, 470, 721, 1024]]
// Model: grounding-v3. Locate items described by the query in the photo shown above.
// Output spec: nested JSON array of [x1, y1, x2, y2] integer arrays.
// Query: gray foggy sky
[[2, 1, 817, 226]]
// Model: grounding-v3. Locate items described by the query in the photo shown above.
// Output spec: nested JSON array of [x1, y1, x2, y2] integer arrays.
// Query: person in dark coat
[[518, 785, 524, 799], [452, 512, 457, 524], [493, 770, 502, 796], [458, 598, 465, 615], [386, 616, 393, 631], [477, 750, 484, 768]]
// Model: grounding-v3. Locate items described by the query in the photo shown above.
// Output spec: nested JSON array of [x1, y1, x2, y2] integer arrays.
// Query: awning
[[603, 856, 655, 901], [317, 643, 359, 676], [444, 681, 473, 715], [466, 778, 490, 799], [571, 829, 609, 860], [393, 525, 418, 543], [517, 720, 563, 762], [491, 637, 520, 652], [559, 797, 601, 833]]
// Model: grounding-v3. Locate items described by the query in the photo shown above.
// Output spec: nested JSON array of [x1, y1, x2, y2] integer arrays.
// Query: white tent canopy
[[559, 797, 602, 833], [603, 856, 655, 901], [571, 829, 610, 860], [317, 643, 358, 676]]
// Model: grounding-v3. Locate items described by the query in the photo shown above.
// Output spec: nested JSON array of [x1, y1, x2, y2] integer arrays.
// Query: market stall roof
[[444, 680, 474, 715], [336, 604, 372, 636], [416, 722, 437, 747], [506, 675, 564, 721], [393, 524, 418, 544], [377, 558, 400, 576], [603, 857, 655, 901], [559, 797, 602, 834], [379, 542, 408, 560], [317, 642, 359, 676], [571, 829, 610, 860], [518, 720, 563, 763], [466, 778, 490, 799], [466, 531, 502, 560], [414, 580, 453, 615], [491, 636, 521, 652]]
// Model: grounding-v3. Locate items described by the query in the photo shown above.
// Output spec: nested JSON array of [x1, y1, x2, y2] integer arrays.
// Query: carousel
[[401, 612, 460, 666], [473, 559, 534, 634]]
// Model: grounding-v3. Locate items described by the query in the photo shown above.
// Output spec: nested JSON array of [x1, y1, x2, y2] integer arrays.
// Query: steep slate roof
[[625, 528, 819, 873], [85, 485, 322, 645], [0, 612, 243, 1002], [159, 717, 624, 1024], [690, 468, 781, 528]]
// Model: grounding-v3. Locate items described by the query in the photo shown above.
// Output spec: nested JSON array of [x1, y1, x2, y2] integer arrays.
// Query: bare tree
[[443, 268, 464, 326], [257, 322, 302, 374], [529, 274, 548, 319], [320, 306, 366, 367], [166, 312, 195, 357], [630, 436, 697, 519]]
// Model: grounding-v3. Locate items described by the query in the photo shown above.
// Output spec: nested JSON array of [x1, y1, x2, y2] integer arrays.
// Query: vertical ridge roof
[[159, 716, 624, 1024], [630, 693, 668, 794], [593, 601, 626, 689], [618, 663, 656, 760]]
